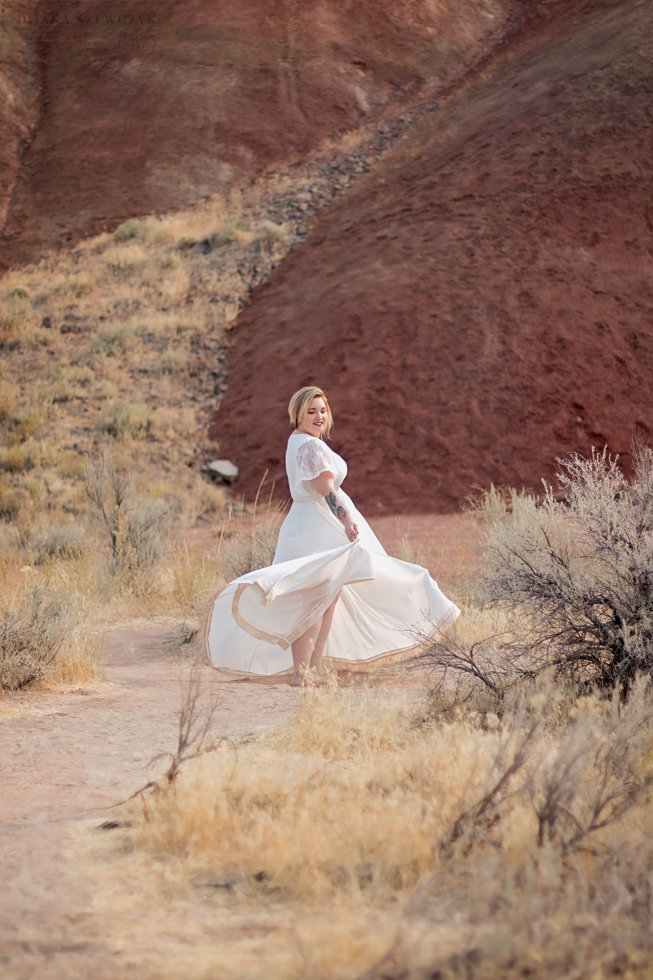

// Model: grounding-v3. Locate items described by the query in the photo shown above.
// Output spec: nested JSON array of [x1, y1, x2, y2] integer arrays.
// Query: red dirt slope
[[210, 0, 653, 513], [0, 0, 511, 267]]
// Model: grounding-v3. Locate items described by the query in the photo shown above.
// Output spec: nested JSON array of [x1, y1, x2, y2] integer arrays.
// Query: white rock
[[208, 459, 239, 483]]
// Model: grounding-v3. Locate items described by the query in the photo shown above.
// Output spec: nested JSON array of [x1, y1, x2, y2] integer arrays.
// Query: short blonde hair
[[288, 386, 333, 438]]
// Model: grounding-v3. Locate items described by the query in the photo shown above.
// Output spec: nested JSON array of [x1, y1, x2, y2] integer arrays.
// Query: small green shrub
[[104, 245, 149, 273], [209, 219, 242, 247], [0, 484, 26, 517], [67, 365, 94, 385], [95, 399, 156, 440], [113, 219, 143, 242], [0, 398, 15, 422], [0, 447, 26, 473], [160, 349, 189, 374], [58, 452, 85, 479], [91, 322, 134, 356], [71, 278, 95, 296], [20, 328, 52, 351], [15, 416, 39, 443]]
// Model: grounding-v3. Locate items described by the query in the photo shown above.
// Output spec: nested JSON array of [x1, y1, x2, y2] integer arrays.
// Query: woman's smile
[[298, 397, 329, 437]]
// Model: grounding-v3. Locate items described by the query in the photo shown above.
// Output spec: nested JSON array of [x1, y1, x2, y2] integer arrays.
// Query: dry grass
[[0, 497, 287, 686], [89, 675, 653, 979]]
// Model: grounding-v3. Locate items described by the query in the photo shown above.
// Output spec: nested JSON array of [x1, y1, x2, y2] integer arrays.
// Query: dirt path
[[0, 626, 300, 979]]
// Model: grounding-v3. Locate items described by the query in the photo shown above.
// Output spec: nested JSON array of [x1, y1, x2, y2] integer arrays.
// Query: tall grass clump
[[218, 502, 285, 581]]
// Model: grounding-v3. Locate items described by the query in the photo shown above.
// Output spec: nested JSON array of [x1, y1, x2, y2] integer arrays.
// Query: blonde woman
[[205, 386, 459, 684]]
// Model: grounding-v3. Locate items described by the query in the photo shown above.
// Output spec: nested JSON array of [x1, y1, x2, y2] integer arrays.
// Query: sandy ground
[[0, 627, 306, 979], [0, 514, 481, 978]]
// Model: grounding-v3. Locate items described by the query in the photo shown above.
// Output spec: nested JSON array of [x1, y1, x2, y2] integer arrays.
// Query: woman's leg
[[309, 593, 340, 675], [290, 616, 323, 686], [289, 593, 340, 684]]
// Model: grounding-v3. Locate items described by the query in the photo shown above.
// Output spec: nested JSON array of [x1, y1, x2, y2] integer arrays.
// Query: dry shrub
[[90, 322, 136, 356], [482, 445, 653, 691], [33, 520, 86, 559], [0, 584, 72, 689], [48, 624, 102, 686], [168, 544, 225, 615], [0, 446, 26, 472], [84, 452, 179, 583], [219, 508, 284, 581]]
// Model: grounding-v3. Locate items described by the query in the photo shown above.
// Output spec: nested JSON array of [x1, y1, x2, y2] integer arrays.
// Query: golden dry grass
[[0, 500, 286, 688], [87, 677, 653, 980]]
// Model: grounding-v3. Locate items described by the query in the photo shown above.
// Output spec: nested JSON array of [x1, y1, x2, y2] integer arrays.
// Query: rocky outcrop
[[210, 0, 653, 512], [0, 0, 512, 267]]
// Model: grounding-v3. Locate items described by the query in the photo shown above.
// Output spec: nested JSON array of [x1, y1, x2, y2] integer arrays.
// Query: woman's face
[[298, 396, 329, 437]]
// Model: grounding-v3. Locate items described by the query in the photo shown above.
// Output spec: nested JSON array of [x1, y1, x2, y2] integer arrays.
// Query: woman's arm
[[310, 471, 359, 542]]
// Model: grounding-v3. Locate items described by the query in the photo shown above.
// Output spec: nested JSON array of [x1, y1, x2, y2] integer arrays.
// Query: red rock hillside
[[210, 0, 653, 513], [0, 0, 511, 267]]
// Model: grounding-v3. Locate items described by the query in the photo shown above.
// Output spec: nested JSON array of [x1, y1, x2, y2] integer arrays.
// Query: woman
[[205, 386, 460, 683]]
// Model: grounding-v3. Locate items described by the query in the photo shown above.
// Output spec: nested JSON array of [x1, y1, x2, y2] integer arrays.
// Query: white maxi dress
[[204, 432, 460, 674]]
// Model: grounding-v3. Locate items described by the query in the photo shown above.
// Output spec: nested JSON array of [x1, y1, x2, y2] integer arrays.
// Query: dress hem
[[202, 581, 459, 676]]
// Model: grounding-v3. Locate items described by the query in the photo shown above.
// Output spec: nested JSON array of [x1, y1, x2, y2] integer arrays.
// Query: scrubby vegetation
[[0, 191, 295, 570], [0, 462, 282, 689]]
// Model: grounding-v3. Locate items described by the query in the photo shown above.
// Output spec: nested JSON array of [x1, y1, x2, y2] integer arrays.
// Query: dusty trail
[[0, 625, 299, 979]]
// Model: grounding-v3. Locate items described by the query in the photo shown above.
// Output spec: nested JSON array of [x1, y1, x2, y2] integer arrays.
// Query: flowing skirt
[[204, 491, 460, 675]]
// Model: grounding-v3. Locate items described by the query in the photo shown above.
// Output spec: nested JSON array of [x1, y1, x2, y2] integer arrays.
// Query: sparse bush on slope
[[219, 511, 283, 581], [84, 451, 179, 582]]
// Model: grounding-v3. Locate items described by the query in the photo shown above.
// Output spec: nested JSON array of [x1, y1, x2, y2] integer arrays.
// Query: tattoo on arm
[[326, 490, 349, 524]]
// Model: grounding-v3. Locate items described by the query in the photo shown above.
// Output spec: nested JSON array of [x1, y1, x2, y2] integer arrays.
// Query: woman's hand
[[311, 472, 358, 540], [344, 517, 359, 542]]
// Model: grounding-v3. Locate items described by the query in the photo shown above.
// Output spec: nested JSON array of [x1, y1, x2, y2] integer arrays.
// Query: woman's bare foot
[[291, 665, 326, 687]]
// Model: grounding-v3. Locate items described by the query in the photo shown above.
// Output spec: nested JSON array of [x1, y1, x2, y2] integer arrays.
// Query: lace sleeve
[[295, 439, 334, 482]]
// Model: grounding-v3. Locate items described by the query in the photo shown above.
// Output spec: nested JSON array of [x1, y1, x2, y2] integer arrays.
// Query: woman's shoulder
[[288, 432, 333, 451]]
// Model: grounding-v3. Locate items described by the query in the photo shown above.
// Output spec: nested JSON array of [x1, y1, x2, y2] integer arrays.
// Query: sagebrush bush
[[0, 584, 72, 689], [220, 513, 282, 581], [482, 445, 653, 691], [84, 452, 179, 581], [34, 521, 86, 559], [95, 399, 156, 439], [90, 322, 135, 356]]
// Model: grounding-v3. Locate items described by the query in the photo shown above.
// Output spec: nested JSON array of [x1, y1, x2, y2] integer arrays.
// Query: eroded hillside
[[0, 0, 513, 267], [211, 0, 653, 512]]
